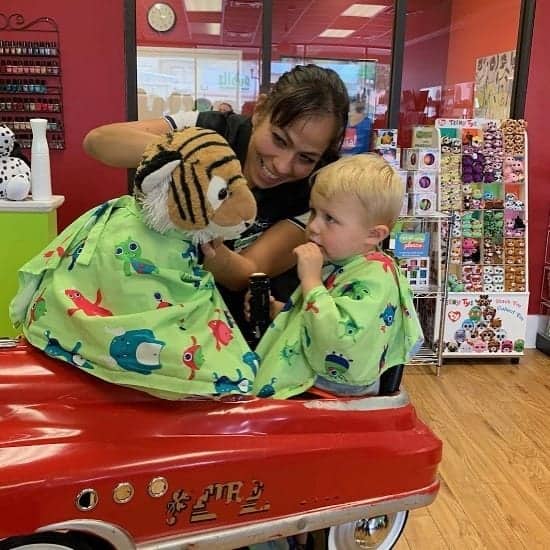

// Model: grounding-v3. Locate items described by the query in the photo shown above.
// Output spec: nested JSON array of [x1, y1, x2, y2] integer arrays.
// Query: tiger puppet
[[10, 128, 259, 399]]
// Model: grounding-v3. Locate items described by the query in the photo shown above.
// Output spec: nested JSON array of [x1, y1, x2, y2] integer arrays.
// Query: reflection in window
[[400, 0, 521, 147], [136, 47, 261, 119]]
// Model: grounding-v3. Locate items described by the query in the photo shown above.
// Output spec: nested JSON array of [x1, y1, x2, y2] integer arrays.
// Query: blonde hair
[[311, 153, 404, 229]]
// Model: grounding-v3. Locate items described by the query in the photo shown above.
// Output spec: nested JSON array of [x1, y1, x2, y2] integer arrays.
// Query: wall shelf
[[0, 13, 64, 149]]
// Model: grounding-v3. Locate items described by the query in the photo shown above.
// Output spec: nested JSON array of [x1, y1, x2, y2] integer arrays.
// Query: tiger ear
[[141, 159, 181, 194]]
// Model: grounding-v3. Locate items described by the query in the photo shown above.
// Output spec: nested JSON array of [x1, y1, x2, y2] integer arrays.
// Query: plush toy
[[0, 125, 31, 200], [10, 127, 258, 399]]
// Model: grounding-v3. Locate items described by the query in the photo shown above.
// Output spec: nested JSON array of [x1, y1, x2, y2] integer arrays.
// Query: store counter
[[0, 196, 64, 337]]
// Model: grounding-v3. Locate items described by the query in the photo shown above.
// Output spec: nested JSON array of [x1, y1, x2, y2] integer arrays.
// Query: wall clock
[[147, 3, 176, 33]]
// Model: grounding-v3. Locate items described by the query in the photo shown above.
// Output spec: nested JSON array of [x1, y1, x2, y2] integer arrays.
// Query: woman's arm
[[203, 219, 307, 291], [82, 119, 172, 168]]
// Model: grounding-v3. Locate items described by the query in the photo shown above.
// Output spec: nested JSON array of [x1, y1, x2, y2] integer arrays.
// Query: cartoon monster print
[[208, 309, 234, 351], [65, 289, 113, 317], [337, 280, 370, 301], [213, 369, 252, 394], [379, 303, 397, 329], [114, 237, 159, 276], [323, 351, 354, 383], [365, 251, 395, 274], [43, 245, 65, 262], [182, 336, 205, 380], [305, 300, 319, 314], [324, 264, 344, 289], [280, 341, 300, 367], [43, 330, 93, 369], [181, 242, 197, 262], [339, 315, 363, 342], [67, 239, 86, 271], [108, 328, 165, 374], [90, 201, 111, 222], [242, 351, 260, 376], [154, 291, 172, 309], [256, 378, 277, 398], [27, 289, 47, 326]]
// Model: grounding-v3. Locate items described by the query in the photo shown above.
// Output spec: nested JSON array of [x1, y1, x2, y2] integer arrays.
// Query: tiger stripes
[[134, 127, 248, 231]]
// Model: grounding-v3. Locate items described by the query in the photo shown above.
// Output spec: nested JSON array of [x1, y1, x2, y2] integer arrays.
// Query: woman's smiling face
[[245, 113, 336, 189]]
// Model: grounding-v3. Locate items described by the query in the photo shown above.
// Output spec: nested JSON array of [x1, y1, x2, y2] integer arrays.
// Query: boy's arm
[[299, 270, 398, 386]]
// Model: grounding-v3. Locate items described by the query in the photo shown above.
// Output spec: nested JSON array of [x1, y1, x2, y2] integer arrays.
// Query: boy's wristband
[[162, 111, 199, 131]]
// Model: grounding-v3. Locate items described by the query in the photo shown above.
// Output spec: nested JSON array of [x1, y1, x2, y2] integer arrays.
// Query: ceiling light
[[342, 4, 387, 17], [184, 0, 222, 12], [191, 22, 221, 34], [319, 29, 355, 38]]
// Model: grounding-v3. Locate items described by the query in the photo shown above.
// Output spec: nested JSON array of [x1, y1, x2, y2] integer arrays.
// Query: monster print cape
[[10, 196, 257, 399], [253, 251, 423, 399]]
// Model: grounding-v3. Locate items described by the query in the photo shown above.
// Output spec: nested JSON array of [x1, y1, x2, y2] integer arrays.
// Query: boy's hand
[[294, 243, 323, 292]]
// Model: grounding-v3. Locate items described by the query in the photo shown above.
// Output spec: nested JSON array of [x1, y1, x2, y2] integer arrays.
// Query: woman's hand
[[294, 242, 323, 294], [200, 238, 224, 259]]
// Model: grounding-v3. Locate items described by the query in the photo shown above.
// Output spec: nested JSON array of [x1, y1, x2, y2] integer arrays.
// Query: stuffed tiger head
[[134, 127, 256, 243]]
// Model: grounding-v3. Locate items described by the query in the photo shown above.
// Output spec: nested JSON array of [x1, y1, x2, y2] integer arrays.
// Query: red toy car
[[0, 338, 441, 549]]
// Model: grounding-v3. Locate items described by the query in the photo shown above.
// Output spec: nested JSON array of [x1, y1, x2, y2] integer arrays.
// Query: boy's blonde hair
[[311, 153, 404, 229]]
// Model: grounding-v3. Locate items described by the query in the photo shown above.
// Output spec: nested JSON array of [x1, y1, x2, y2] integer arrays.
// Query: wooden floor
[[394, 349, 550, 550]]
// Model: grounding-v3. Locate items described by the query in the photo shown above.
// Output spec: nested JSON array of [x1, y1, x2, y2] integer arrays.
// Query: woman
[[83, 64, 349, 337]]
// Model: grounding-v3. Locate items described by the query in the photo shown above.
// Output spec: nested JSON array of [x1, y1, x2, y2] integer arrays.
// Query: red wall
[[524, 0, 550, 313], [136, 0, 185, 46], [445, 0, 522, 84], [2, 1, 127, 230]]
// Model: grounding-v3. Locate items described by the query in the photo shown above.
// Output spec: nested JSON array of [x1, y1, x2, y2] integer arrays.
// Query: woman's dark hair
[[257, 64, 350, 161]]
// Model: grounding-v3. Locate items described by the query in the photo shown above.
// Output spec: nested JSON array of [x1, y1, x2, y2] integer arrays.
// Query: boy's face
[[306, 187, 387, 262]]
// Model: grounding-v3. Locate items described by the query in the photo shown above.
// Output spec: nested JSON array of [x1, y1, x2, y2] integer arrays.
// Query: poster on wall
[[474, 50, 515, 120], [443, 292, 528, 356]]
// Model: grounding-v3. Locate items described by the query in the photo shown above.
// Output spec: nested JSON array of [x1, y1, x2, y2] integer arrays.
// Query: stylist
[[83, 64, 350, 334]]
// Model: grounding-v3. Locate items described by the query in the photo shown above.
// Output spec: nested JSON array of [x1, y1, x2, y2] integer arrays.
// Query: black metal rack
[[0, 13, 65, 149]]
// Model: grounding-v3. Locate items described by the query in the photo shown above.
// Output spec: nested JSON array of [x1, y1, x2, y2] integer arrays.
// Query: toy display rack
[[436, 118, 529, 362], [398, 212, 453, 375]]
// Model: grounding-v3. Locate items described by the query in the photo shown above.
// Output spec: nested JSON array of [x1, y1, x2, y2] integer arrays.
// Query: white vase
[[30, 118, 52, 201]]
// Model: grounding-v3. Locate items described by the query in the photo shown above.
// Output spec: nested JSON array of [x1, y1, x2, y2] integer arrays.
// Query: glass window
[[135, 0, 263, 117], [271, 2, 395, 152], [400, 0, 522, 147]]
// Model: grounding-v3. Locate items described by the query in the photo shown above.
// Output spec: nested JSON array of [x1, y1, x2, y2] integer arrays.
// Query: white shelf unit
[[393, 213, 453, 375]]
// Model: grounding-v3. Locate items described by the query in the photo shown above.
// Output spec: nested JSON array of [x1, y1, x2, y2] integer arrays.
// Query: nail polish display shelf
[[0, 13, 64, 149]]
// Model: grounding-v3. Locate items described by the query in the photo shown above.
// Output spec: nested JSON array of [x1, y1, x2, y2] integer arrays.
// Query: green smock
[[10, 196, 257, 399], [253, 251, 424, 399]]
